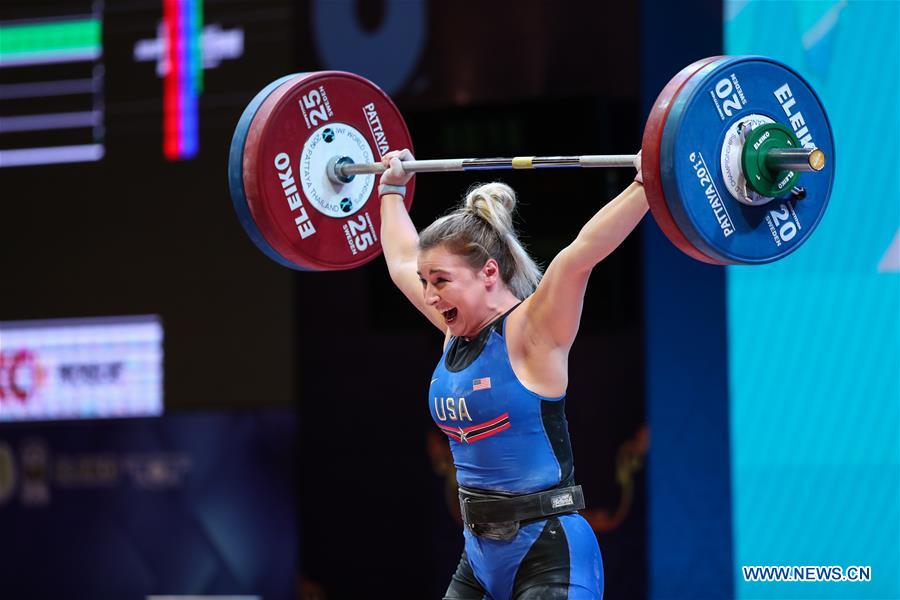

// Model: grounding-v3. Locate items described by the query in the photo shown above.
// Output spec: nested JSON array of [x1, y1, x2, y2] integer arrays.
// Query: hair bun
[[464, 182, 516, 232]]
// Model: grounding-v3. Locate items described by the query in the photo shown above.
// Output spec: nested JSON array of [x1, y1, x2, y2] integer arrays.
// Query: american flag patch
[[472, 377, 491, 391]]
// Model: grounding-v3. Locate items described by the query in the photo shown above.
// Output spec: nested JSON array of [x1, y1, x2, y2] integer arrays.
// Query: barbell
[[227, 55, 835, 270]]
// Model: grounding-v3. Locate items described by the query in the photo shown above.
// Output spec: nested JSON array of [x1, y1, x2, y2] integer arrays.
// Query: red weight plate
[[242, 71, 415, 271], [642, 57, 725, 265]]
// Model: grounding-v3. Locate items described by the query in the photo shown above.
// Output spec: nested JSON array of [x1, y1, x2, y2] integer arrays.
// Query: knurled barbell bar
[[227, 55, 835, 270]]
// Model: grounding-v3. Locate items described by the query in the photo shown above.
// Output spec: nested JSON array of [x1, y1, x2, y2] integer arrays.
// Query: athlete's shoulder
[[501, 299, 531, 350]]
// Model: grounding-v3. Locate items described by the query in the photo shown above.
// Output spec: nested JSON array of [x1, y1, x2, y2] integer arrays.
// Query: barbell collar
[[764, 147, 826, 172]]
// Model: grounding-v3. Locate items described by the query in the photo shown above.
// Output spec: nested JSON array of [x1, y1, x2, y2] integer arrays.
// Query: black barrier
[[640, 0, 734, 598], [0, 412, 297, 599]]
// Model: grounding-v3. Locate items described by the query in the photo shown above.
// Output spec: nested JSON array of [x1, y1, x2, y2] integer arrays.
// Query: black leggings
[[443, 516, 603, 599]]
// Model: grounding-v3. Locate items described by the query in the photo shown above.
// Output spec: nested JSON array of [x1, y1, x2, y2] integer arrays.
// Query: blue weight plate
[[659, 56, 835, 264], [228, 73, 306, 270]]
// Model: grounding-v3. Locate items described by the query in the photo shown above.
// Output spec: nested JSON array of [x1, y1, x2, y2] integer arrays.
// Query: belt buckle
[[469, 521, 520, 541], [460, 494, 520, 541]]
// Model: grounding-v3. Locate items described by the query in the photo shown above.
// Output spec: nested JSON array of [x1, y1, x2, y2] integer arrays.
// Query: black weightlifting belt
[[458, 484, 585, 541]]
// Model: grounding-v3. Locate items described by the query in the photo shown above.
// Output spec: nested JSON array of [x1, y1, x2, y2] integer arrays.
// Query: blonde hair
[[418, 182, 543, 299]]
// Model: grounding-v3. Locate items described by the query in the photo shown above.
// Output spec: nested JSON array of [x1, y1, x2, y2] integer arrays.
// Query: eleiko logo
[[0, 350, 47, 404]]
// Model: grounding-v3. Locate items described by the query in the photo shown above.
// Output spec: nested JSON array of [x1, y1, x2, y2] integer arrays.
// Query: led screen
[[0, 315, 163, 421]]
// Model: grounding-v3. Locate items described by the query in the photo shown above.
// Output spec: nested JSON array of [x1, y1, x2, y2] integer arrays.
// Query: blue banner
[[726, 2, 900, 598]]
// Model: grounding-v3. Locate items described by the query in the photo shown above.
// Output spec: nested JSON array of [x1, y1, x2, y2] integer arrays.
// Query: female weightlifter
[[378, 148, 646, 599]]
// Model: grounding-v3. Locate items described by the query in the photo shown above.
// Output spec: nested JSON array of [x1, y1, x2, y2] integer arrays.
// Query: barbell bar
[[329, 148, 824, 181]]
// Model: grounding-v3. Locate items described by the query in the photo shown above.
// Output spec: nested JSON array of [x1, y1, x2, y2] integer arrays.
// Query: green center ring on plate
[[741, 123, 802, 198]]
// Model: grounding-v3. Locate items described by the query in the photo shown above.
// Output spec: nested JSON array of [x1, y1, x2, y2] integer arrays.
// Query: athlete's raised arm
[[378, 149, 447, 333], [519, 154, 648, 351]]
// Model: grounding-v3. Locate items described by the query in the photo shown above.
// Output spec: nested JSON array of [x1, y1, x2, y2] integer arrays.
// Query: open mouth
[[442, 308, 458, 324]]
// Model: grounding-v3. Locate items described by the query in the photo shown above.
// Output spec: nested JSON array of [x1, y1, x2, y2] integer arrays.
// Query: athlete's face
[[417, 245, 498, 337]]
